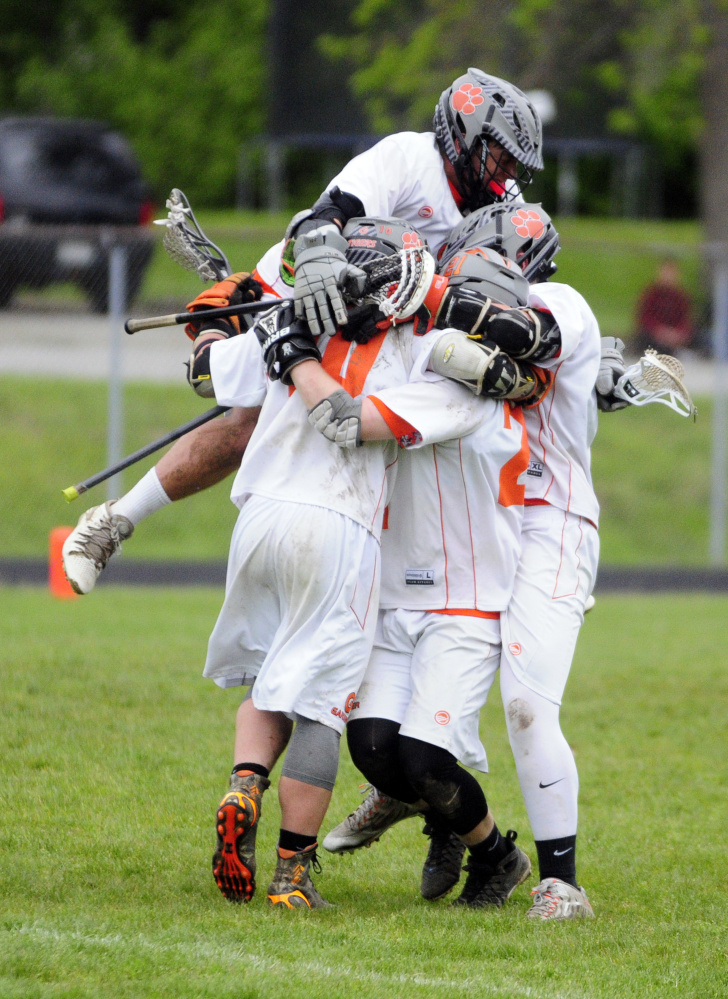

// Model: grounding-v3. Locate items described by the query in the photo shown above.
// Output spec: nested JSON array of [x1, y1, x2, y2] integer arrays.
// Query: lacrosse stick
[[351, 247, 436, 321], [154, 188, 232, 281], [614, 348, 697, 420], [124, 298, 288, 334], [62, 405, 229, 502]]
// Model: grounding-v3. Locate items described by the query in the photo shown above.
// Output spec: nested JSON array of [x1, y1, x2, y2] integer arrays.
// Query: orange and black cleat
[[267, 845, 332, 909], [212, 772, 270, 903]]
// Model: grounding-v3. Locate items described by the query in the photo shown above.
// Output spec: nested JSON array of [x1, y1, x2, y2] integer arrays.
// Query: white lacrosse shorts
[[350, 608, 501, 772], [204, 494, 380, 733], [500, 504, 600, 705]]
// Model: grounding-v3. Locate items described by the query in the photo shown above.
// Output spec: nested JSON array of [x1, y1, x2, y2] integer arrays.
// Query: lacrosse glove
[[596, 336, 629, 411], [186, 332, 221, 398], [254, 304, 321, 385], [185, 271, 263, 340], [293, 224, 367, 336]]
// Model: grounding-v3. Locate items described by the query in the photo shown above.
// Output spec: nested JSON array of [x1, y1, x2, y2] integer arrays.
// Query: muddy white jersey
[[325, 132, 465, 255], [209, 324, 485, 540], [523, 282, 601, 527], [371, 389, 529, 613]]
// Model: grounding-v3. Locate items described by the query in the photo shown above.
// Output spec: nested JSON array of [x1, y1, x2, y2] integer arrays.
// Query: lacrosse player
[[62, 68, 548, 595], [324, 203, 599, 920], [200, 217, 553, 910]]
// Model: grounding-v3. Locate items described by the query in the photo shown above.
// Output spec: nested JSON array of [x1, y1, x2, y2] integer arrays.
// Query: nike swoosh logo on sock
[[553, 847, 573, 856], [538, 778, 564, 788]]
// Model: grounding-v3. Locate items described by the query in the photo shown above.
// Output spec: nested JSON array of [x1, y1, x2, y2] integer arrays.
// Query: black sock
[[278, 829, 317, 854], [535, 835, 577, 888], [232, 762, 270, 778], [468, 824, 513, 870]]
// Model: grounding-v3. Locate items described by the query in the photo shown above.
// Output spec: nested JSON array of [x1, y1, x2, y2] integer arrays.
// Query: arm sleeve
[[369, 379, 484, 448], [209, 330, 267, 408]]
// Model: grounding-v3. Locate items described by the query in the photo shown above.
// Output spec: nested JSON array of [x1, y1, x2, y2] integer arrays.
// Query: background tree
[[0, 0, 269, 206]]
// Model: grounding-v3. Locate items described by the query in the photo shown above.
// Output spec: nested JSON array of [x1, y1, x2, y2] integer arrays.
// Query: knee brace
[[280, 715, 341, 792], [398, 736, 487, 836], [346, 718, 421, 803]]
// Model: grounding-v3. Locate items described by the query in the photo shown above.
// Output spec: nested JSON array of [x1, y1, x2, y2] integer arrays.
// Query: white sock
[[112, 467, 172, 526]]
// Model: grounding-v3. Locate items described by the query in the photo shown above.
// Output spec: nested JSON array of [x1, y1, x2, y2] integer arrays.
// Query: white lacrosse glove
[[293, 225, 367, 336], [595, 336, 629, 412]]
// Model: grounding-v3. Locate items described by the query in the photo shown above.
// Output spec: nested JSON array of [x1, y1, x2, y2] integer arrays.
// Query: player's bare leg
[[62, 407, 260, 594]]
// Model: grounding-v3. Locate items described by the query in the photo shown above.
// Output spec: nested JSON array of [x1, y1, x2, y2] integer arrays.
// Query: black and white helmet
[[438, 244, 529, 308], [434, 68, 543, 212], [440, 203, 560, 283], [342, 216, 429, 266]]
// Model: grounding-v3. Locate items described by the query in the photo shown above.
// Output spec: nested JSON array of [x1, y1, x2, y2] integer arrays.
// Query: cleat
[[420, 818, 466, 900], [584, 594, 596, 614], [62, 502, 134, 594], [452, 829, 531, 909], [267, 846, 332, 909], [323, 786, 423, 853], [212, 772, 270, 903], [526, 878, 595, 920]]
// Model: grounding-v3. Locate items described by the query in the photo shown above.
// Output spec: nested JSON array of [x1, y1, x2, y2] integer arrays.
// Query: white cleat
[[526, 878, 595, 920], [584, 594, 596, 614], [62, 502, 134, 594], [323, 786, 422, 853]]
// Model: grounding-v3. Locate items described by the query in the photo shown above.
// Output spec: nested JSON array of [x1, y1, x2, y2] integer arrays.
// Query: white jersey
[[523, 282, 601, 527], [371, 382, 528, 614], [252, 132, 464, 296], [209, 324, 486, 540]]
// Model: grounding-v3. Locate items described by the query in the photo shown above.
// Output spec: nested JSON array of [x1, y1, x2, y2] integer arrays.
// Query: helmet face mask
[[434, 68, 543, 212], [439, 203, 560, 283]]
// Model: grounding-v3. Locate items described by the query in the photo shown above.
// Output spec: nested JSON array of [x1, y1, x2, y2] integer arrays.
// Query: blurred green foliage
[[0, 0, 269, 206]]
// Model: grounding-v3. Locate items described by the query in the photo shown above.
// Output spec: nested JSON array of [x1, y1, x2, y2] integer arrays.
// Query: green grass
[[0, 376, 718, 565], [1, 589, 726, 997]]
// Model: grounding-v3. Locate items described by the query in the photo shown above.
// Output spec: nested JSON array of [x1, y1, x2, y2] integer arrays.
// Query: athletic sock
[[232, 762, 270, 779], [535, 835, 578, 888], [467, 823, 513, 870], [113, 467, 172, 525], [278, 829, 317, 855]]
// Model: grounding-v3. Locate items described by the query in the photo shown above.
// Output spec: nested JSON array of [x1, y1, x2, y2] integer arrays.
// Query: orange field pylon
[[49, 527, 78, 600]]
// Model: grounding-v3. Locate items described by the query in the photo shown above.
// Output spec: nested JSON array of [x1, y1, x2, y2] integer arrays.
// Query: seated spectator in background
[[635, 258, 695, 355]]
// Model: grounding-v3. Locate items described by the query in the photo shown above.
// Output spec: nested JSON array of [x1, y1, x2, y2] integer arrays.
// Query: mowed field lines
[[1, 589, 726, 999]]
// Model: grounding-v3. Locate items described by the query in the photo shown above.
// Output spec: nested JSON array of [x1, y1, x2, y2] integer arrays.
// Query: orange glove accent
[[184, 271, 262, 340]]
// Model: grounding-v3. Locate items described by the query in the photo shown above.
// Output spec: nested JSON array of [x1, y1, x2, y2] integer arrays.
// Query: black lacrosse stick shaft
[[62, 405, 229, 501]]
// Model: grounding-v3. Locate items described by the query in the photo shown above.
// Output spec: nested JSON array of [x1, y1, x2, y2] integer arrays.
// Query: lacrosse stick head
[[614, 349, 697, 420], [342, 216, 435, 321], [153, 188, 231, 282]]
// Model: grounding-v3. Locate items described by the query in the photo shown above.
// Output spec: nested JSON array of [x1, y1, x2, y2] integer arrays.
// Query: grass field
[[1, 588, 726, 998], [0, 377, 717, 565]]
